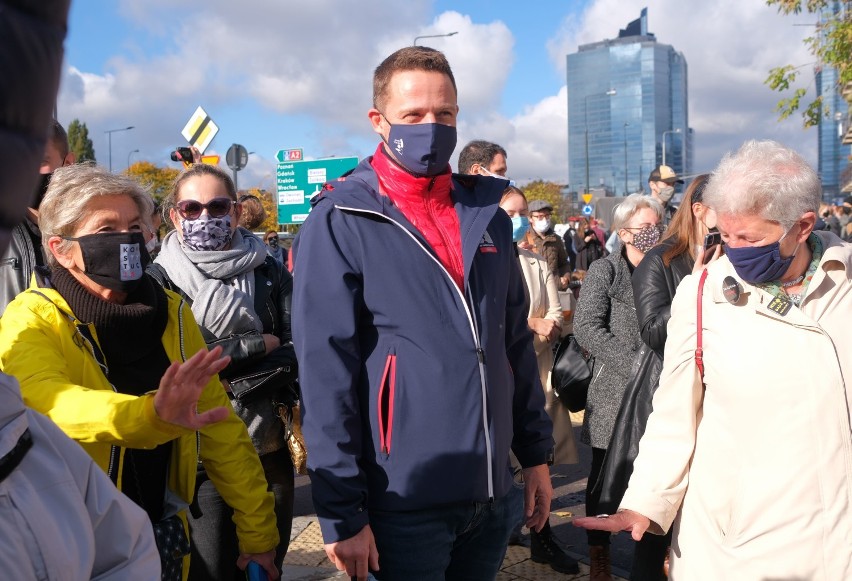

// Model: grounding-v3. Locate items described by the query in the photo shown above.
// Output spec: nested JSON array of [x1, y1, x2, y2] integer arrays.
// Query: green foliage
[[522, 180, 569, 221], [245, 187, 279, 232], [765, 0, 852, 127], [67, 119, 96, 162], [125, 161, 180, 205]]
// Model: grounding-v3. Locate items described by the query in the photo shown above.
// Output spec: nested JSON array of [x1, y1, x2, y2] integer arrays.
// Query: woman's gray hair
[[704, 140, 821, 229], [39, 163, 155, 268], [612, 193, 665, 232]]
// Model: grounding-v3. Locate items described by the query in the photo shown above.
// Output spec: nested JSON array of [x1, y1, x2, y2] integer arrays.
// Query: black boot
[[530, 522, 580, 574]]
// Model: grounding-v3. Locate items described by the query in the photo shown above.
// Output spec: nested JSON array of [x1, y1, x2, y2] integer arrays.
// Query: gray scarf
[[154, 227, 268, 337]]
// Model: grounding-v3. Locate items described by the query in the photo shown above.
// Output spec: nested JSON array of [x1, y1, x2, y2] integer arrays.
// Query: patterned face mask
[[630, 224, 662, 253], [180, 214, 233, 251]]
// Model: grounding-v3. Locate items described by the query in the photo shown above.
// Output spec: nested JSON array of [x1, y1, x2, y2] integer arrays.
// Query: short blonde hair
[[39, 163, 155, 268]]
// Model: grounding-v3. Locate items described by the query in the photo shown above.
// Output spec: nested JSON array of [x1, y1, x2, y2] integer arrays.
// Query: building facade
[[566, 9, 692, 197], [816, 1, 851, 199]]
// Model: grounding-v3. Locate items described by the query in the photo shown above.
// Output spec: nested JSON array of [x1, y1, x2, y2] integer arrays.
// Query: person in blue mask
[[291, 46, 554, 581], [574, 140, 852, 580], [500, 185, 579, 574]]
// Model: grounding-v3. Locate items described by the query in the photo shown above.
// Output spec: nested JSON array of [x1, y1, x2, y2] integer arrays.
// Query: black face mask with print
[[62, 231, 150, 293]]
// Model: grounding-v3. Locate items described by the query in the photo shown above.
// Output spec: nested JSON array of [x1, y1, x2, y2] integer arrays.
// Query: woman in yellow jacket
[[0, 164, 279, 580]]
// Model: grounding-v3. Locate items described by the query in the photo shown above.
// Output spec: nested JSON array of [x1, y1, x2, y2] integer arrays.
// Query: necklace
[[780, 275, 804, 288]]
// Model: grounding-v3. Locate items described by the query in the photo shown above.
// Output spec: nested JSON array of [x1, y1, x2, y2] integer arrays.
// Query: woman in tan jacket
[[576, 140, 852, 580], [501, 186, 579, 574]]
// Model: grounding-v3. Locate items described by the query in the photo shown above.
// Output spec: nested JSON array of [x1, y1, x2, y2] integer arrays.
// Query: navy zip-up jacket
[[292, 155, 553, 543]]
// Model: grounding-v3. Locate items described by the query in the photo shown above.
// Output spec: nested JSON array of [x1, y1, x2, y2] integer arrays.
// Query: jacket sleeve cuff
[[141, 394, 189, 438], [317, 510, 371, 544], [512, 438, 553, 469], [619, 489, 678, 536]]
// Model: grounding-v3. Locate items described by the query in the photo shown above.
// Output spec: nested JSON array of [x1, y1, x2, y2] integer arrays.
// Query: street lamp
[[127, 149, 139, 170], [662, 128, 681, 167], [623, 122, 630, 195], [105, 126, 134, 172], [584, 89, 617, 195], [413, 31, 458, 46]]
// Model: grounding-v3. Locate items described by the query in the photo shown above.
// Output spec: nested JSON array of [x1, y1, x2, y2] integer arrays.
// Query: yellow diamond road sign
[[582, 193, 593, 204], [181, 106, 219, 154]]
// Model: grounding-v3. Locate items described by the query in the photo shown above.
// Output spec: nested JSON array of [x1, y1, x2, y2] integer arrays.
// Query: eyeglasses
[[175, 198, 235, 220]]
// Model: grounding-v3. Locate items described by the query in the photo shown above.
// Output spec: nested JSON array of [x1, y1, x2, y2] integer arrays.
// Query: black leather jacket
[[631, 239, 693, 356], [0, 219, 41, 315], [147, 256, 293, 376]]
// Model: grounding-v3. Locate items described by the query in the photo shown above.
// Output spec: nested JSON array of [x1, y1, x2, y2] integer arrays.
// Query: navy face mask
[[384, 119, 457, 176], [725, 226, 798, 284]]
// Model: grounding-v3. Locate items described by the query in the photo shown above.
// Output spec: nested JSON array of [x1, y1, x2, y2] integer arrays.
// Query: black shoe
[[508, 529, 530, 547], [530, 526, 580, 574]]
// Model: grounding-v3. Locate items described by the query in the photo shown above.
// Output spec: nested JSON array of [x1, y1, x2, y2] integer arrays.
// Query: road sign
[[582, 204, 594, 216], [200, 155, 220, 166], [277, 156, 359, 224], [582, 193, 593, 204], [181, 106, 218, 153], [226, 143, 248, 171], [276, 148, 303, 163]]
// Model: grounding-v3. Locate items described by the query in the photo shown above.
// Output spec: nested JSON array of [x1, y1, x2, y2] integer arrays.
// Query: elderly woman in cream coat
[[575, 140, 852, 580], [500, 186, 580, 574]]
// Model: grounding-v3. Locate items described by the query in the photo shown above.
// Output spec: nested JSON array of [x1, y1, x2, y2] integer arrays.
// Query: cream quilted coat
[[621, 231, 852, 580]]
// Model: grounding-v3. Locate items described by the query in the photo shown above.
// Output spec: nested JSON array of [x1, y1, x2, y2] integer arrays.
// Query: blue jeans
[[370, 491, 523, 581]]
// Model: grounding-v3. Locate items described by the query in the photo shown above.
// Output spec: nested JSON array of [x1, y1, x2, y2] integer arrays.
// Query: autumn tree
[[126, 161, 180, 206], [243, 187, 279, 232], [765, 0, 852, 126], [522, 180, 570, 221], [67, 119, 96, 162]]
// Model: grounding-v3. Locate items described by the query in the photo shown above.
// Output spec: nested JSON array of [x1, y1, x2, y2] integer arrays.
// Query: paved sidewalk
[[282, 513, 628, 581]]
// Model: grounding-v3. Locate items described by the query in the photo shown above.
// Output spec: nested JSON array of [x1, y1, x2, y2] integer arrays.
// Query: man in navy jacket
[[292, 46, 554, 581]]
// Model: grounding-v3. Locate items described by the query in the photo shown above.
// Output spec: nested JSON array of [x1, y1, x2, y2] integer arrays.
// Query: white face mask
[[532, 218, 551, 233]]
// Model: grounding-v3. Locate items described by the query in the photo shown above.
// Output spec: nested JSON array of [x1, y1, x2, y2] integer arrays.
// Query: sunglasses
[[175, 198, 235, 220]]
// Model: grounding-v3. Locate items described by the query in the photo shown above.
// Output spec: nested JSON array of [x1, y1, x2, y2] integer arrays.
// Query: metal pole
[[413, 32, 458, 46], [108, 132, 112, 173], [127, 149, 139, 170], [623, 122, 629, 195]]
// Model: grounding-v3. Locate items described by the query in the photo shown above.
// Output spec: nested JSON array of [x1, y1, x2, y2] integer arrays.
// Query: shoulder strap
[[695, 268, 709, 381]]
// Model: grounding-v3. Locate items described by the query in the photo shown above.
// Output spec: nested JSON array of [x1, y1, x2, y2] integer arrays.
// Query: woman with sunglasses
[[572, 193, 664, 580], [149, 163, 295, 580]]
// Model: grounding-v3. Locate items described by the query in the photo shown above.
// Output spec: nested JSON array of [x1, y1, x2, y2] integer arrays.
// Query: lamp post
[[105, 126, 134, 172], [623, 122, 630, 195], [584, 89, 617, 195], [127, 149, 139, 170], [662, 128, 681, 167], [413, 31, 458, 46]]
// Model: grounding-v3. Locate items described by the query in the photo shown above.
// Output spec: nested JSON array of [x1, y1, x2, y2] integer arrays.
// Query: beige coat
[[621, 232, 852, 580], [518, 247, 578, 465]]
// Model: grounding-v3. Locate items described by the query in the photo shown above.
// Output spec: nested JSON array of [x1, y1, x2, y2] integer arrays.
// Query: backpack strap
[[695, 269, 709, 381]]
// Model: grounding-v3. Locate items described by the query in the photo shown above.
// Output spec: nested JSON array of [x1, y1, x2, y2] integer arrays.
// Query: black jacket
[[147, 256, 293, 376], [0, 219, 42, 315], [631, 238, 693, 356]]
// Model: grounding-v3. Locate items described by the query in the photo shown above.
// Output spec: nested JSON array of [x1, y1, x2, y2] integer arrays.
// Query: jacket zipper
[[335, 205, 495, 500], [378, 353, 397, 455]]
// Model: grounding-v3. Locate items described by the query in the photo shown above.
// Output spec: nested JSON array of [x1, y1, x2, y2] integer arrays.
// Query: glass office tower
[[567, 9, 691, 196], [816, 2, 850, 199]]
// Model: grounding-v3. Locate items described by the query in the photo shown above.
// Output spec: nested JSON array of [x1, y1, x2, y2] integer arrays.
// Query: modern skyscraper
[[567, 9, 691, 197], [816, 2, 850, 199]]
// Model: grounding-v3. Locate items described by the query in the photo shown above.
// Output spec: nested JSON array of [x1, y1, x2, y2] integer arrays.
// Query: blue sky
[[59, 0, 815, 189]]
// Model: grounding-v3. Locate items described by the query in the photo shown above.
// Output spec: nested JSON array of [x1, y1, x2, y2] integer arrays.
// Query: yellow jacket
[[0, 280, 279, 562]]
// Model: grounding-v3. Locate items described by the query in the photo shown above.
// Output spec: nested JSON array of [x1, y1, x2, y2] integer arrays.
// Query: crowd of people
[[3, 17, 851, 581]]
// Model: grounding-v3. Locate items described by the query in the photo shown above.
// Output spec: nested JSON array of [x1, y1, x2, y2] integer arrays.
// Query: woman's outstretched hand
[[154, 345, 231, 430], [573, 509, 651, 542]]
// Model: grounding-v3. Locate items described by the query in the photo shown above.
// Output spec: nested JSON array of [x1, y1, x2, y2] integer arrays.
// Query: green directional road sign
[[277, 156, 359, 224]]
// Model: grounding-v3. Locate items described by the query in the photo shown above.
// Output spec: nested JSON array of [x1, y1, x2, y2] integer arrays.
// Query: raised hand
[[153, 345, 231, 430]]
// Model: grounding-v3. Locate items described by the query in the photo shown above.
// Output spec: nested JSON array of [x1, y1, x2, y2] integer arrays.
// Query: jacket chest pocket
[[377, 352, 397, 458]]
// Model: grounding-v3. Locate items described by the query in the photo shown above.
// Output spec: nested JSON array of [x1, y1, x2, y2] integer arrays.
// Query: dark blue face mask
[[725, 226, 799, 284], [383, 119, 457, 176]]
